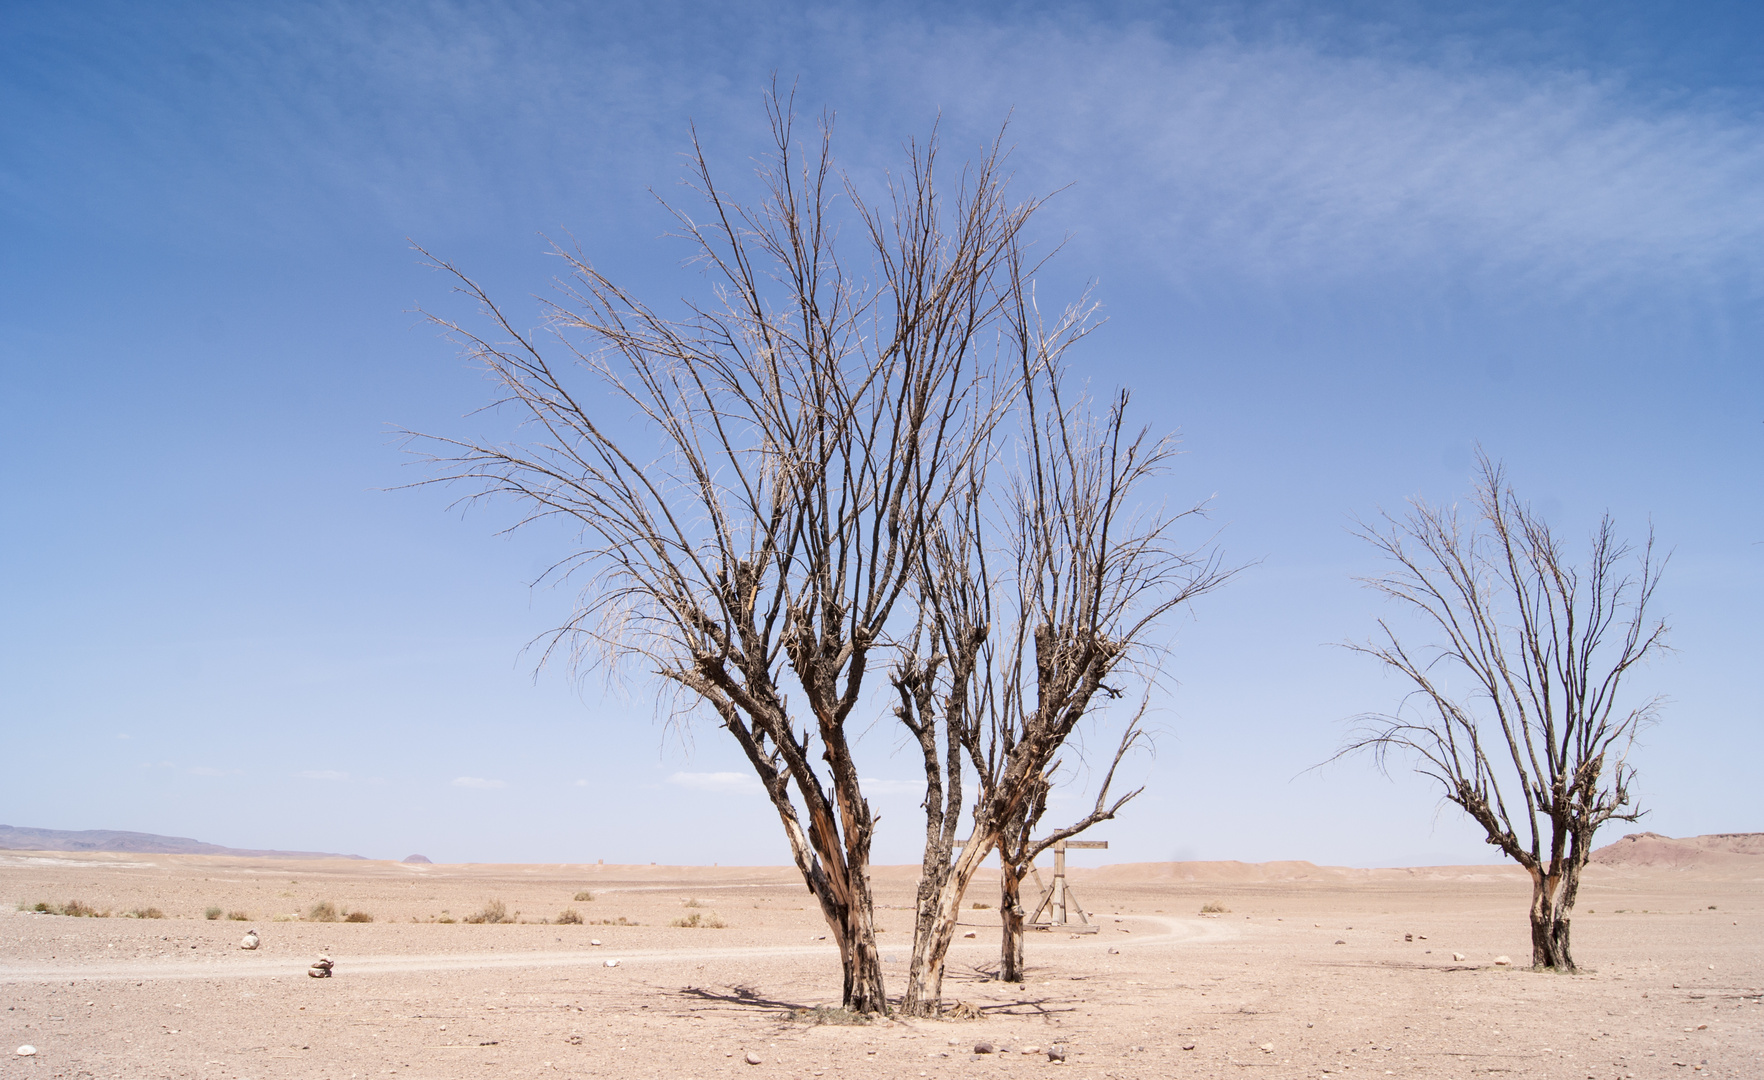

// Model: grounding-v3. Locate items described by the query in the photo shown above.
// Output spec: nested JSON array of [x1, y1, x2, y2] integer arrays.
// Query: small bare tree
[[887, 302, 1230, 1014], [1342, 456, 1668, 971], [409, 93, 1042, 1013]]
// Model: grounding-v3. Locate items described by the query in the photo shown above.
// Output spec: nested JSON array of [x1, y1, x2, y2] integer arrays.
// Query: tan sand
[[2, 845, 1759, 1078]]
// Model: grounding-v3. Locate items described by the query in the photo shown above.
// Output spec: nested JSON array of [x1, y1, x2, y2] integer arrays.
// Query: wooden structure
[[1024, 839, 1107, 932]]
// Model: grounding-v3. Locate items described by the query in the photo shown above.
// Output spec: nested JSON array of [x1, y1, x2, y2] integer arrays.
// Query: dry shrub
[[1200, 901, 1230, 914], [128, 907, 165, 919], [971, 902, 992, 910], [556, 908, 584, 925], [464, 898, 510, 924], [592, 916, 637, 926], [205, 906, 223, 920], [573, 890, 595, 902], [670, 911, 725, 928], [307, 901, 339, 923], [227, 911, 250, 921], [344, 911, 373, 923], [789, 1005, 873, 1026]]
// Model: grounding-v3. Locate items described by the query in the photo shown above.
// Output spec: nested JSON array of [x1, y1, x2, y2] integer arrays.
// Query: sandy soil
[[2, 850, 1759, 1079]]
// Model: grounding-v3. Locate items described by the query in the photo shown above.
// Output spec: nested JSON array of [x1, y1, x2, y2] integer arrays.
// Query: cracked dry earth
[[1, 852, 1760, 1079]]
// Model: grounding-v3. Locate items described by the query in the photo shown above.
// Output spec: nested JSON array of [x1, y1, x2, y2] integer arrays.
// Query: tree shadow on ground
[[676, 984, 811, 1013]]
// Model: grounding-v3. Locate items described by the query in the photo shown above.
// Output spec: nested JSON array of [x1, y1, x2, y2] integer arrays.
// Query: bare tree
[[408, 93, 1042, 1013], [887, 304, 1230, 1014], [1342, 455, 1668, 971]]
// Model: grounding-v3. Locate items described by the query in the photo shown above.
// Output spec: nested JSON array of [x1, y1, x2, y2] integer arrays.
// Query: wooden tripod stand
[[1024, 839, 1106, 933]]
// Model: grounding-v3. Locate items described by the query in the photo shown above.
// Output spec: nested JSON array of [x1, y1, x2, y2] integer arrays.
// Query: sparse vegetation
[[572, 890, 595, 902], [464, 898, 511, 924], [682, 898, 703, 908], [127, 906, 165, 919], [971, 902, 991, 910], [555, 908, 583, 925], [592, 916, 637, 927], [23, 900, 108, 917], [205, 906, 223, 920], [1201, 901, 1230, 914], [307, 901, 339, 923], [670, 911, 726, 928], [227, 910, 249, 921], [436, 915, 456, 924], [344, 910, 373, 923]]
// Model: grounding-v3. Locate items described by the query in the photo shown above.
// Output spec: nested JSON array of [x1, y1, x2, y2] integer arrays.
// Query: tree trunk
[[901, 829, 996, 1016], [999, 859, 1026, 982], [834, 883, 887, 1013], [1527, 867, 1576, 971]]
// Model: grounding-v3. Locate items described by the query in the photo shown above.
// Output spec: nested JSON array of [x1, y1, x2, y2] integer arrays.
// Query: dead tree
[[1342, 455, 1668, 972], [408, 92, 1040, 1013], [889, 301, 1230, 1014]]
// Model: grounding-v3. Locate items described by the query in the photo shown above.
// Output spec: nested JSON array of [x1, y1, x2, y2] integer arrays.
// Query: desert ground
[[2, 842, 1759, 1080]]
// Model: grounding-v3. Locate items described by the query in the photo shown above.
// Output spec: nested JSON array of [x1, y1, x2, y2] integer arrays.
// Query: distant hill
[[1590, 831, 1764, 870], [0, 824, 365, 860]]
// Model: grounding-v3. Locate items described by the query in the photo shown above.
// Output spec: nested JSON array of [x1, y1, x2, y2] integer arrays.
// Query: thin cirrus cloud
[[452, 776, 506, 790], [296, 770, 349, 782], [868, 24, 1764, 295]]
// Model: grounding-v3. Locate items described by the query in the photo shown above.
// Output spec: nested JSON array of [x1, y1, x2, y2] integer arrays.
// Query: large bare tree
[[887, 295, 1230, 1013], [1342, 456, 1668, 971], [411, 94, 1063, 1013]]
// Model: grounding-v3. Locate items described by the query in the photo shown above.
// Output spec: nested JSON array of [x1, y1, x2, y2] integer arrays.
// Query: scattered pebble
[[1107, 947, 1120, 955], [16, 1046, 37, 1057], [1452, 952, 1467, 962], [1181, 1042, 1197, 1051], [604, 959, 620, 968], [1260, 1042, 1274, 1052], [1334, 939, 1347, 945], [962, 931, 976, 939], [744, 1050, 762, 1065], [1021, 1046, 1040, 1055], [589, 939, 602, 946], [1046, 1047, 1066, 1062], [974, 1042, 996, 1054], [1494, 956, 1511, 966]]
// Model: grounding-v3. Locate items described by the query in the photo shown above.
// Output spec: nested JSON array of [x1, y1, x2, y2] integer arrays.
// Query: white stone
[[589, 939, 602, 946], [16, 1046, 37, 1057], [745, 1051, 763, 1065], [1452, 952, 1466, 961], [1494, 955, 1511, 966], [604, 958, 619, 968]]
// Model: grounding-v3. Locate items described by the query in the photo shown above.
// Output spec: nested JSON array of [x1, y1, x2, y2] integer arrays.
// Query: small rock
[[604, 959, 619, 968], [1021, 1046, 1040, 1054], [962, 931, 976, 939], [241, 930, 259, 950], [16, 1046, 37, 1057], [1452, 952, 1466, 962], [1107, 947, 1119, 955], [1494, 956, 1511, 966], [1046, 1047, 1066, 1062], [1181, 1042, 1196, 1051], [1260, 1043, 1274, 1052], [1404, 933, 1413, 942], [590, 938, 602, 946], [744, 1051, 762, 1065], [1418, 934, 1427, 940], [1334, 939, 1347, 945], [974, 1041, 996, 1054]]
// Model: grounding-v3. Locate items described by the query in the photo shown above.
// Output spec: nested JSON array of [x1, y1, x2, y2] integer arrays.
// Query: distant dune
[[0, 824, 365, 860], [1590, 831, 1764, 870]]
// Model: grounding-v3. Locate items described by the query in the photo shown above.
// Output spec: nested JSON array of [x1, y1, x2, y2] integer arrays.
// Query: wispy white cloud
[[452, 776, 506, 789], [667, 771, 760, 794], [186, 765, 238, 777], [297, 770, 349, 782], [883, 27, 1764, 294], [859, 777, 924, 796]]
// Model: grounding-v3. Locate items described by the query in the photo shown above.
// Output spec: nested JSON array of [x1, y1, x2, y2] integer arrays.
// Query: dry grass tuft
[[670, 911, 726, 928], [1200, 901, 1230, 914], [128, 907, 165, 919], [789, 1005, 873, 1025], [227, 910, 250, 921], [344, 910, 373, 923], [205, 906, 224, 920], [464, 898, 512, 924], [307, 901, 339, 922], [555, 908, 584, 924], [573, 890, 595, 902]]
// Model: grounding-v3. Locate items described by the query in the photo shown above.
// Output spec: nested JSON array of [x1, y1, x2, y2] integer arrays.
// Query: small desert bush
[[555, 908, 584, 925], [971, 902, 991, 910], [205, 906, 224, 920], [227, 911, 250, 921], [307, 901, 339, 923], [27, 900, 107, 917], [670, 911, 725, 928], [436, 915, 456, 924], [1200, 901, 1230, 914], [573, 890, 595, 902], [464, 898, 511, 924], [344, 911, 373, 923], [592, 916, 637, 926], [128, 907, 165, 919], [682, 898, 703, 908]]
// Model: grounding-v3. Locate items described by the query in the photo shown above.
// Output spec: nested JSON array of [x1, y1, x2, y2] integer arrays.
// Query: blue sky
[[3, 1, 1758, 867]]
